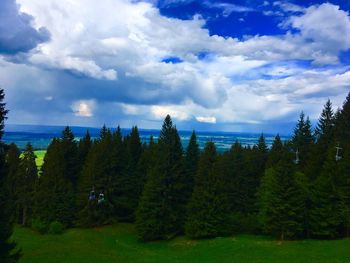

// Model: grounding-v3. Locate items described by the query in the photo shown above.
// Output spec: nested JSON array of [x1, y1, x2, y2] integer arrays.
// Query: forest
[[1, 89, 350, 262]]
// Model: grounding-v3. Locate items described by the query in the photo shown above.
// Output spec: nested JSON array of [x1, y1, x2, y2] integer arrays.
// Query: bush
[[32, 218, 48, 234], [48, 221, 65, 235]]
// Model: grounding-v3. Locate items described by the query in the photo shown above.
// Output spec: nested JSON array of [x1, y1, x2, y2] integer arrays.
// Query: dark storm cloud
[[0, 0, 50, 55]]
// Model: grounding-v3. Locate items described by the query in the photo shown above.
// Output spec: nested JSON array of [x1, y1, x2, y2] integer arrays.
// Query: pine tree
[[292, 112, 314, 171], [334, 92, 350, 142], [314, 99, 334, 141], [5, 143, 20, 223], [77, 130, 92, 172], [250, 134, 268, 204], [137, 136, 157, 201], [219, 141, 257, 233], [310, 157, 343, 238], [0, 88, 20, 262], [16, 143, 38, 226], [184, 130, 199, 203], [77, 126, 115, 226], [136, 115, 185, 240], [266, 134, 283, 168], [258, 149, 305, 240], [112, 126, 142, 221], [185, 142, 228, 238], [307, 99, 335, 181], [61, 127, 79, 188], [35, 138, 75, 227], [338, 146, 350, 237]]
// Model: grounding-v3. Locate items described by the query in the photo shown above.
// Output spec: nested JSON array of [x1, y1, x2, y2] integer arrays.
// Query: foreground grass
[[34, 150, 45, 169], [13, 224, 350, 263]]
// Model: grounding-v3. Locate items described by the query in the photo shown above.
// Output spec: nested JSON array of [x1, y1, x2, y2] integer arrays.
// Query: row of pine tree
[[2, 92, 350, 256]]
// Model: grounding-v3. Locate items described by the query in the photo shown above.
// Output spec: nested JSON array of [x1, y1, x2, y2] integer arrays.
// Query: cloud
[[1, 0, 350, 132], [196, 116, 216, 123], [202, 2, 255, 17], [0, 0, 50, 55], [285, 3, 350, 55], [273, 1, 305, 13], [71, 100, 96, 117]]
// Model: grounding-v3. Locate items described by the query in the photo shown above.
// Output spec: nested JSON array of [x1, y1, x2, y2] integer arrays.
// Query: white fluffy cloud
[[196, 116, 217, 123], [1, 0, 350, 130], [71, 100, 96, 117]]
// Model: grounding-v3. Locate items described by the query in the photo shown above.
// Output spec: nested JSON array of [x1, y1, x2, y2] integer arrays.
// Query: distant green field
[[34, 150, 45, 169], [13, 224, 350, 263]]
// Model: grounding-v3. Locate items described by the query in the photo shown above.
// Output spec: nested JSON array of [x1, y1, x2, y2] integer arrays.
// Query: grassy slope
[[34, 150, 45, 169], [13, 224, 350, 263]]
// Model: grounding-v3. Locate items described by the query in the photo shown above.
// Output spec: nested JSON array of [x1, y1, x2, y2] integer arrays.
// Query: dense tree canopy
[[3, 90, 350, 244], [0, 89, 20, 262]]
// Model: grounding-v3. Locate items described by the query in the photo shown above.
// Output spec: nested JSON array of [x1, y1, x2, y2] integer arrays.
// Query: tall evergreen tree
[[5, 143, 20, 223], [335, 92, 350, 142], [77, 127, 115, 226], [307, 99, 335, 181], [136, 115, 185, 240], [314, 99, 334, 141], [259, 149, 305, 240], [77, 130, 92, 172], [16, 143, 38, 226], [309, 150, 344, 238], [186, 142, 228, 238], [184, 130, 199, 202], [35, 138, 75, 226], [338, 146, 350, 236], [113, 126, 142, 221], [266, 134, 283, 168], [137, 136, 157, 198], [0, 89, 20, 262], [292, 112, 314, 171], [219, 141, 257, 233], [61, 127, 79, 188]]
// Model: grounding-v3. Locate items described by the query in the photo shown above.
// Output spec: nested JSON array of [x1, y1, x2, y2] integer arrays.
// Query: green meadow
[[34, 150, 45, 169], [13, 224, 350, 263]]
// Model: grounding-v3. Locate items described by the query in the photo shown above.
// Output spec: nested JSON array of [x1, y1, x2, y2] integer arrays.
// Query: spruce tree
[[184, 130, 199, 203], [266, 134, 283, 168], [35, 138, 75, 227], [0, 88, 20, 262], [310, 149, 345, 239], [220, 141, 256, 232], [185, 142, 228, 238], [61, 127, 79, 188], [314, 99, 334, 141], [334, 92, 350, 142], [77, 130, 92, 172], [16, 143, 38, 226], [77, 127, 115, 226], [307, 99, 335, 181], [338, 146, 350, 236], [5, 143, 20, 223], [137, 136, 157, 198], [258, 149, 305, 240], [292, 112, 314, 171], [112, 126, 142, 221], [136, 115, 185, 240]]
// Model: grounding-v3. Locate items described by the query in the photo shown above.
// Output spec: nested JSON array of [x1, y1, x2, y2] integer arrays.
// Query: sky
[[0, 0, 350, 134]]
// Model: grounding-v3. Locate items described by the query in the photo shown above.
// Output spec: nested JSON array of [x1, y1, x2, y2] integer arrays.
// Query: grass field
[[34, 150, 45, 169], [13, 224, 350, 263]]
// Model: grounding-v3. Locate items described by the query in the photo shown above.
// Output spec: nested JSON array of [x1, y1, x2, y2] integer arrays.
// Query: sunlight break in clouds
[[196, 116, 217, 124], [71, 100, 96, 117]]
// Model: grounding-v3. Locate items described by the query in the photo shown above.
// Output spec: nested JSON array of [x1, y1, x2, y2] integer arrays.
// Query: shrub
[[48, 221, 65, 235], [32, 218, 48, 234]]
